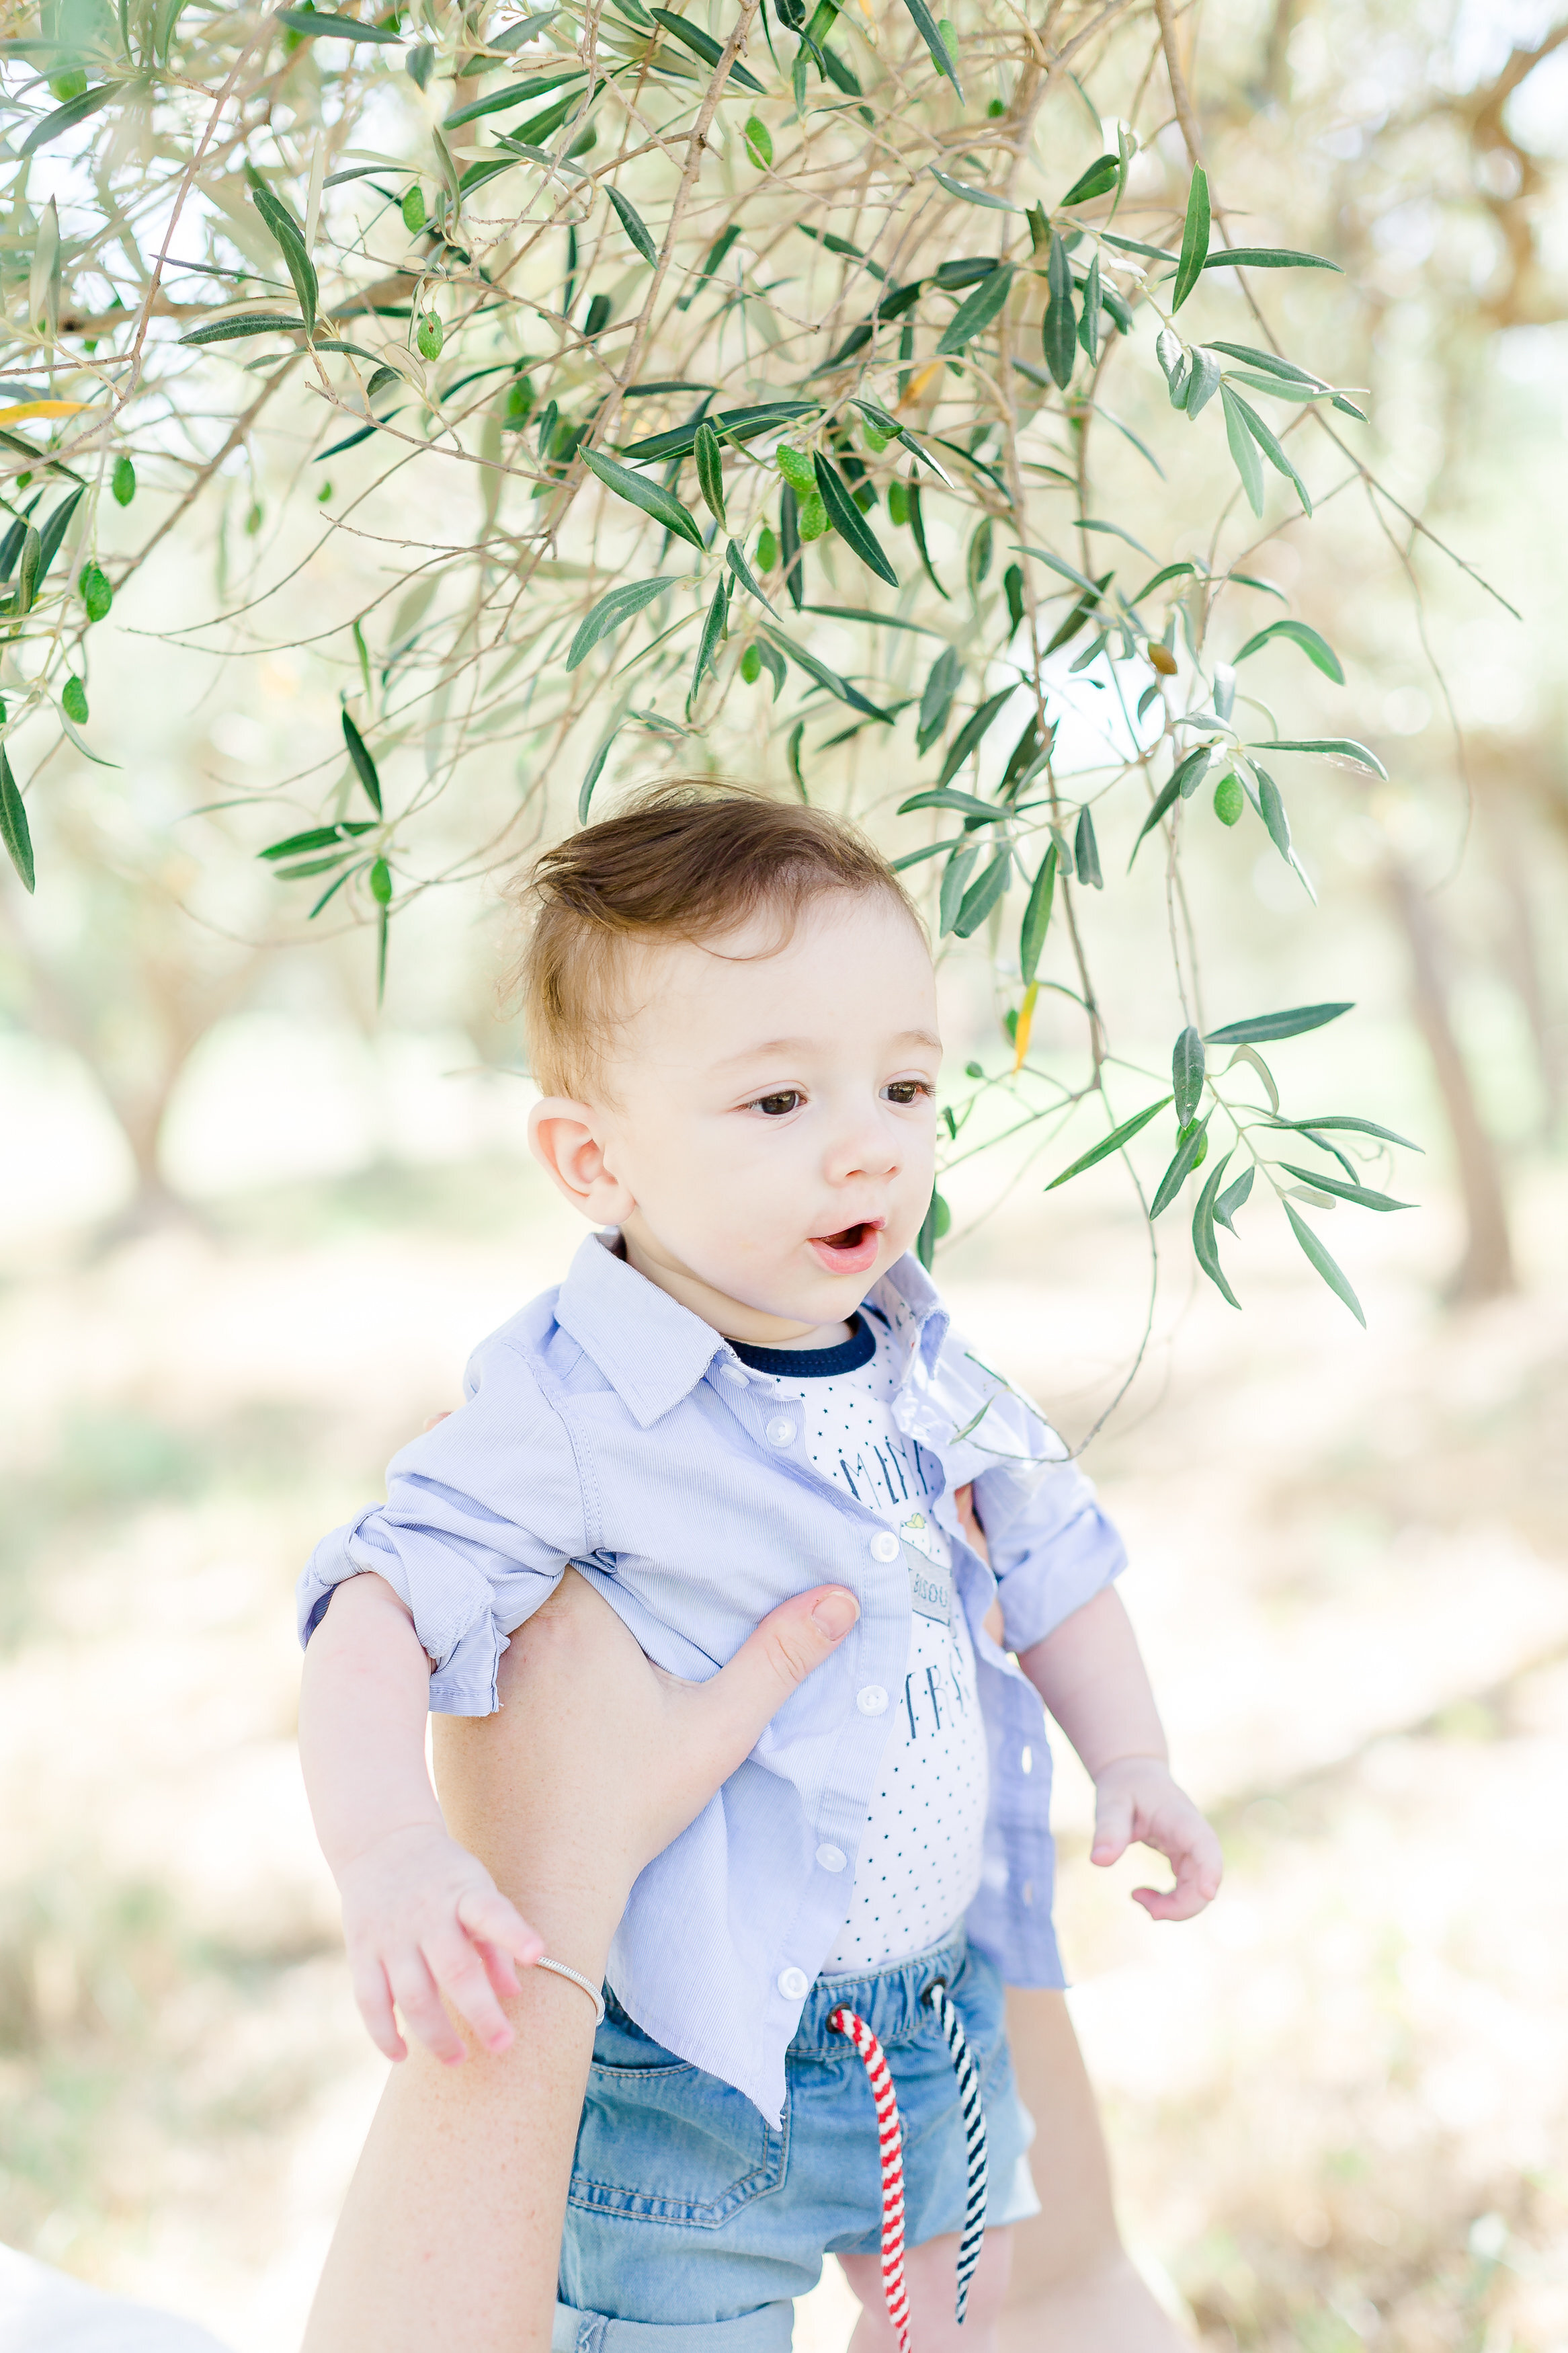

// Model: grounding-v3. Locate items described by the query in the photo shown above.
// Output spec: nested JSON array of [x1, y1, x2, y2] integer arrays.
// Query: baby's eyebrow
[[716, 1027, 942, 1066]]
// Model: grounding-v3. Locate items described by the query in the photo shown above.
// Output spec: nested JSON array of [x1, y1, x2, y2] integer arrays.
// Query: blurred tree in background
[[0, 0, 1563, 1326]]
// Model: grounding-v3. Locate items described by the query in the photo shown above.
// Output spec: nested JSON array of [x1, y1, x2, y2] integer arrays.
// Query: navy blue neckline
[[729, 1315, 876, 1380]]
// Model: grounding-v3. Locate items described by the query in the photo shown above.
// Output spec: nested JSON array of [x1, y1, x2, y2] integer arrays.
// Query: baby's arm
[[955, 1482, 1220, 1921], [298, 1570, 544, 2064], [1018, 1587, 1222, 1920]]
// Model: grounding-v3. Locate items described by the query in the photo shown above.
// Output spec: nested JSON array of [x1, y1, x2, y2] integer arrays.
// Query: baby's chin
[[720, 1240, 903, 1331]]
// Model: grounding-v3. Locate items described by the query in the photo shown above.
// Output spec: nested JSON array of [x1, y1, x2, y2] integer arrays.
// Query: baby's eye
[[753, 1089, 804, 1117], [885, 1080, 934, 1106]]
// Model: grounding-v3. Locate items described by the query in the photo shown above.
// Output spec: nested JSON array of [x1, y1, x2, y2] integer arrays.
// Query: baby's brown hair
[[507, 781, 919, 1098]]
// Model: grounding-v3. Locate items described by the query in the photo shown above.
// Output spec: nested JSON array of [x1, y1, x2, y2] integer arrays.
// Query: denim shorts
[[554, 1930, 1038, 2353]]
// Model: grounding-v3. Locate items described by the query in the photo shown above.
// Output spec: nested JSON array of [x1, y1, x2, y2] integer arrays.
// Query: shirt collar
[[864, 1250, 950, 1370], [554, 1231, 731, 1428], [553, 1231, 950, 1427]]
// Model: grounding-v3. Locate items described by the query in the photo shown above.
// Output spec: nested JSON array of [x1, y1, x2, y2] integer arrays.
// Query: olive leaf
[[1192, 1150, 1241, 1308], [1234, 618, 1344, 682], [582, 448, 706, 547], [0, 750, 34, 893], [340, 710, 382, 813], [1284, 1201, 1366, 1326], [1171, 165, 1210, 311], [1206, 1002, 1353, 1045], [1171, 1024, 1204, 1125], [1045, 1096, 1172, 1189], [1019, 842, 1057, 985], [607, 184, 659, 265], [936, 264, 1014, 358], [566, 578, 672, 670], [694, 420, 727, 527], [812, 453, 898, 585]]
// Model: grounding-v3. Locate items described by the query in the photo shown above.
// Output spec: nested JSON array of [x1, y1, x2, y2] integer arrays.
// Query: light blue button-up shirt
[[298, 1232, 1125, 2120]]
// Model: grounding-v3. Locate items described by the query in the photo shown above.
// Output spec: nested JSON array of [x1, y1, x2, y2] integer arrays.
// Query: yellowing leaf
[[0, 401, 91, 426]]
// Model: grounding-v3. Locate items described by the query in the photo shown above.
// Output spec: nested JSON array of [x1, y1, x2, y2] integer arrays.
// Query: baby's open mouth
[[808, 1218, 885, 1273]]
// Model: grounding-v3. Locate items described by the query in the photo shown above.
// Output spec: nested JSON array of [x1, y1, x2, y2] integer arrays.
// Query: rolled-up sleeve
[[973, 1442, 1126, 1657], [295, 1334, 587, 1714]]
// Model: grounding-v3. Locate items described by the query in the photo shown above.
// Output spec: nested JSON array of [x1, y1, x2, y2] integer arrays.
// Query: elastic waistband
[[787, 1929, 968, 2061]]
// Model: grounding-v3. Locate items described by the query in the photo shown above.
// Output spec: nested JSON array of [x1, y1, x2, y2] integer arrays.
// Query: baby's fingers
[[387, 1947, 469, 2067], [1090, 1783, 1135, 1868], [456, 1884, 544, 1970], [474, 1936, 524, 2007], [351, 1954, 407, 2063], [425, 1926, 517, 2057], [1132, 1825, 1223, 1922], [1132, 1870, 1203, 1923]]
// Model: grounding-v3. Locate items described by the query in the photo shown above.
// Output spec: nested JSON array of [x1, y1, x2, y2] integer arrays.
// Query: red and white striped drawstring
[[829, 2006, 911, 2353], [829, 1979, 989, 2348]]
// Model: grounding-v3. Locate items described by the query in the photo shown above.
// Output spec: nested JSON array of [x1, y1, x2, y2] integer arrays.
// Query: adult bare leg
[[997, 1987, 1188, 2351]]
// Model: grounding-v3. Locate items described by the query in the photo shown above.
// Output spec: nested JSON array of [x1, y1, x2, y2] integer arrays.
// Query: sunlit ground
[[1, 1076, 1565, 2350]]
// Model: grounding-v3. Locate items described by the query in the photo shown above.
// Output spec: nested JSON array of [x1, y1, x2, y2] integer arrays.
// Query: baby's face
[[568, 890, 941, 1341]]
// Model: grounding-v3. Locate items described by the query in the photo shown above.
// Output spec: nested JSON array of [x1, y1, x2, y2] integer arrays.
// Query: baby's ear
[[529, 1098, 635, 1225]]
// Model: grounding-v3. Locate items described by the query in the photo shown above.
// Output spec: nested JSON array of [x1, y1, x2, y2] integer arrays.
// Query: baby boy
[[296, 783, 1221, 2353]]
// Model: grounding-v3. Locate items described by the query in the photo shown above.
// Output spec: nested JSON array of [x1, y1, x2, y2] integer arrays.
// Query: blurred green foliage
[[0, 0, 1489, 1322]]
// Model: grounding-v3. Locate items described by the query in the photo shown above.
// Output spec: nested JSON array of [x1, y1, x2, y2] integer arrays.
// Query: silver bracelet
[[536, 1956, 606, 2024]]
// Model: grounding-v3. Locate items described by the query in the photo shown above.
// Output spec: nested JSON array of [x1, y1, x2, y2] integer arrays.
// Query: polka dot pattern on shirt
[[734, 1302, 990, 1972]]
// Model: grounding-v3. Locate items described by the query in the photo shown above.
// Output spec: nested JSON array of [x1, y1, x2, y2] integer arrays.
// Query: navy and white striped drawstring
[[923, 1979, 989, 2321]]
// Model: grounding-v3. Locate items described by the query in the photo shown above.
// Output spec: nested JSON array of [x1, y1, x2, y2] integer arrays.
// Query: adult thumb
[[694, 1585, 859, 1766]]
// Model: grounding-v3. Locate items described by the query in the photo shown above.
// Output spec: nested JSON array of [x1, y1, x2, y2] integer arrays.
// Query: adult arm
[[301, 1568, 859, 2353], [953, 1488, 1190, 2347]]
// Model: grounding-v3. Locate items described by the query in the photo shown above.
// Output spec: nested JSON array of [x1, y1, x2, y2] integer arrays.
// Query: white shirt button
[[765, 1415, 796, 1447], [815, 1843, 848, 1872], [777, 1966, 810, 2000], [856, 1685, 889, 1716], [869, 1529, 900, 1562]]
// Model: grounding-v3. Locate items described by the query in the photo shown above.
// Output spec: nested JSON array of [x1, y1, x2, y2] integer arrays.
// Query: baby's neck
[[618, 1222, 852, 1351], [733, 1318, 855, 1352]]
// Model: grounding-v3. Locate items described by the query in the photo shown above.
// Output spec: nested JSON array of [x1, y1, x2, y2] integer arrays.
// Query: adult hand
[[303, 1565, 858, 2353], [435, 1566, 860, 1977]]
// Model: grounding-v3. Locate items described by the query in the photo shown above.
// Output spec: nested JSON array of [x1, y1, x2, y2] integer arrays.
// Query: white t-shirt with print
[[732, 1302, 989, 1972]]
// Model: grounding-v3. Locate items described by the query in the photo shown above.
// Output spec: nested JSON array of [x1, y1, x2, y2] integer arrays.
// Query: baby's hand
[[336, 1822, 545, 2065], [1089, 1755, 1223, 1922]]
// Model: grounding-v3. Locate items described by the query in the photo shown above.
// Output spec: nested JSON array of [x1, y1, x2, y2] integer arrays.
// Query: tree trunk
[[1479, 781, 1565, 1142], [1383, 857, 1515, 1304]]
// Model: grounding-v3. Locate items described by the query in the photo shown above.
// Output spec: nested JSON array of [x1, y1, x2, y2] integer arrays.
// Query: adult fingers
[[350, 1954, 406, 2063], [423, 1925, 515, 2055], [686, 1585, 860, 1775], [386, 1946, 468, 2067], [1089, 1782, 1134, 1868]]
